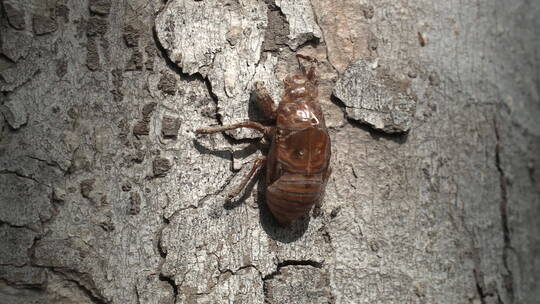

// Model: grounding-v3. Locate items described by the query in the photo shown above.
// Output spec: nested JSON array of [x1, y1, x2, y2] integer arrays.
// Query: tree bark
[[0, 0, 539, 303]]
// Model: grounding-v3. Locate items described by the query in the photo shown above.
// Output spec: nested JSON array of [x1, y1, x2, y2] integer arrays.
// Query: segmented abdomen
[[266, 173, 324, 225]]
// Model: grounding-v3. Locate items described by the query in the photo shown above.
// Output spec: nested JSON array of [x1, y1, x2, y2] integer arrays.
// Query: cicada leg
[[295, 54, 318, 83], [226, 156, 267, 200], [195, 121, 273, 138]]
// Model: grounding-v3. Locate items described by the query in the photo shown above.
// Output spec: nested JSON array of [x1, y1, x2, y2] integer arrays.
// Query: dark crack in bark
[[26, 155, 66, 173], [474, 268, 491, 304], [0, 277, 45, 293], [262, 260, 323, 287], [134, 284, 141, 304], [158, 273, 178, 304], [48, 268, 110, 304], [151, 24, 207, 84], [0, 220, 31, 230], [0, 170, 51, 188], [330, 95, 409, 144], [156, 219, 178, 303], [202, 76, 223, 126], [262, 260, 335, 304], [155, 172, 237, 303], [493, 119, 514, 303]]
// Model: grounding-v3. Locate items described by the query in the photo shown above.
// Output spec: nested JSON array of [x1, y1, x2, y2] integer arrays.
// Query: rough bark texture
[[333, 59, 416, 133], [0, 0, 539, 303]]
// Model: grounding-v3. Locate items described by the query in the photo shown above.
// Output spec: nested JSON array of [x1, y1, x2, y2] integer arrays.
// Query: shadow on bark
[[222, 166, 310, 242], [256, 174, 310, 243], [192, 140, 232, 161]]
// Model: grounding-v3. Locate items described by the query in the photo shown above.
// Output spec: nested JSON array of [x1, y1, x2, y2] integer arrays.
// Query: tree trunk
[[1, 0, 539, 303]]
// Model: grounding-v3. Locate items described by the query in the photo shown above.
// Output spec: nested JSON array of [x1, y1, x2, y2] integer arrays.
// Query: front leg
[[195, 120, 273, 138], [254, 82, 277, 121], [296, 54, 318, 82]]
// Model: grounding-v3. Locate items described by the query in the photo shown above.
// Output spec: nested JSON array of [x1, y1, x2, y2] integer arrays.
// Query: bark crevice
[[0, 170, 50, 188], [158, 273, 178, 304], [49, 268, 110, 304], [493, 119, 514, 302]]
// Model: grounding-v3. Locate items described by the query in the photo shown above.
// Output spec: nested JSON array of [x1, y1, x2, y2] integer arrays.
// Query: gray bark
[[1, 0, 539, 303]]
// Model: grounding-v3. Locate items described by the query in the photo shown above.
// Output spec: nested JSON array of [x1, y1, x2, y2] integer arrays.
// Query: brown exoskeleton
[[196, 55, 332, 225]]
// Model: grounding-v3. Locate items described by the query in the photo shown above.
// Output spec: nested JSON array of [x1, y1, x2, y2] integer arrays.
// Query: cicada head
[[283, 73, 318, 100]]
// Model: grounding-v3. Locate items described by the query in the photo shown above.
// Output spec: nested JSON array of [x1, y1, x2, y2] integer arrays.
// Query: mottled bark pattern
[[0, 0, 539, 303]]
